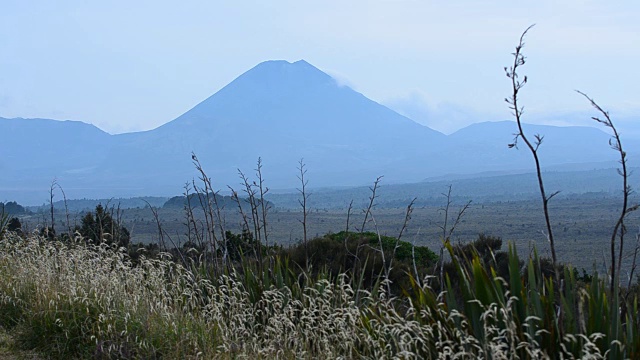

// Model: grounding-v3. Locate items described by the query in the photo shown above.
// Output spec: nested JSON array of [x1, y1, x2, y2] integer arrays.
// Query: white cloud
[[324, 69, 358, 89], [384, 91, 498, 134]]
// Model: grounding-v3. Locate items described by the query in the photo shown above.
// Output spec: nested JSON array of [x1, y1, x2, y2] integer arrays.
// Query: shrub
[[76, 204, 130, 248], [285, 231, 438, 295]]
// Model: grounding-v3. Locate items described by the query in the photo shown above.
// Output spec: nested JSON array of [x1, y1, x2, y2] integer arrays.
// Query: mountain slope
[[0, 117, 112, 170], [0, 60, 631, 204], [104, 60, 447, 190], [445, 121, 628, 173], [0, 117, 113, 202]]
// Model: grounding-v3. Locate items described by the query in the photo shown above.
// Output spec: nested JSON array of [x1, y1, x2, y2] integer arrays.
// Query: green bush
[[284, 231, 438, 295], [76, 204, 130, 248]]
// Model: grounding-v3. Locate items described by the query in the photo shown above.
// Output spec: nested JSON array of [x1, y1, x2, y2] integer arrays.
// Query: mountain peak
[[159, 57, 445, 148], [253, 59, 314, 68], [241, 59, 332, 85], [292, 59, 313, 67], [177, 59, 337, 119]]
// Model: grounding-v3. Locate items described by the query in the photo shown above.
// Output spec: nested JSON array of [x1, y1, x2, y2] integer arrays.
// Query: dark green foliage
[[284, 231, 438, 295], [76, 204, 130, 248], [38, 226, 56, 241], [373, 232, 439, 265], [440, 234, 514, 294], [400, 242, 640, 358], [454, 233, 502, 258], [42, 197, 168, 212], [7, 217, 22, 235], [0, 201, 27, 215], [0, 212, 8, 239], [224, 230, 262, 261], [127, 242, 160, 265], [1, 209, 23, 239], [173, 240, 206, 264], [332, 231, 437, 265], [575, 268, 594, 283]]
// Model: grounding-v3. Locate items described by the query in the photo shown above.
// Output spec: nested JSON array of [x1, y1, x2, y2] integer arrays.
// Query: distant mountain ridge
[[1, 59, 635, 205]]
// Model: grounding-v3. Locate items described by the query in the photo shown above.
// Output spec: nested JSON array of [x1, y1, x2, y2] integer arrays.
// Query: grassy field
[[7, 173, 640, 358], [1, 229, 638, 358]]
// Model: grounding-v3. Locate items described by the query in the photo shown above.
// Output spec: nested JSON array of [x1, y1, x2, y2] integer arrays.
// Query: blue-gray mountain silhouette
[[0, 60, 634, 204]]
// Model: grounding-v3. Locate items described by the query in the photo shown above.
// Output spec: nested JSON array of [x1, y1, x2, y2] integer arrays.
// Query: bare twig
[[229, 186, 258, 260], [397, 198, 417, 243], [447, 200, 472, 240], [54, 182, 73, 240], [383, 198, 417, 293], [505, 24, 561, 282], [437, 185, 471, 288], [297, 159, 310, 265], [228, 187, 251, 235], [183, 183, 203, 250], [439, 185, 452, 243], [143, 200, 166, 252], [577, 91, 639, 296], [343, 199, 359, 274], [437, 186, 452, 287], [239, 169, 262, 270], [351, 177, 382, 281], [360, 176, 383, 233], [345, 199, 354, 234], [255, 158, 270, 257], [370, 213, 391, 295], [49, 179, 57, 237], [411, 227, 423, 288], [192, 153, 224, 272]]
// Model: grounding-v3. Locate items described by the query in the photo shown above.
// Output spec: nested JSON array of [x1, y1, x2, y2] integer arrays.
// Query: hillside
[[0, 60, 632, 205]]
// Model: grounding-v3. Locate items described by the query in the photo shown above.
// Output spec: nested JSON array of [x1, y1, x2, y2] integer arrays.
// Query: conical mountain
[[160, 60, 442, 141], [107, 60, 446, 191]]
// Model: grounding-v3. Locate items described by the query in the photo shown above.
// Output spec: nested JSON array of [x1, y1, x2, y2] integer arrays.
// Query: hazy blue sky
[[1, 1, 638, 134]]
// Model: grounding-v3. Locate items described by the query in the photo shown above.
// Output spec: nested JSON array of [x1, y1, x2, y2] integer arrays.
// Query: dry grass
[[0, 231, 636, 359]]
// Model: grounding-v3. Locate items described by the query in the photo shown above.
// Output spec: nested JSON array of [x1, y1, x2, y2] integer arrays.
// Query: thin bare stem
[[437, 185, 452, 287], [143, 200, 166, 253], [397, 198, 416, 244], [360, 176, 383, 233], [239, 169, 262, 270], [439, 185, 452, 241], [343, 199, 359, 274], [192, 153, 223, 272], [255, 158, 270, 258], [297, 159, 310, 265], [383, 198, 417, 292], [53, 182, 72, 240], [49, 179, 57, 237], [505, 24, 560, 283], [447, 200, 472, 240], [411, 227, 423, 288], [229, 186, 258, 260], [577, 90, 639, 296], [183, 183, 203, 249], [437, 186, 471, 288], [370, 213, 391, 295], [345, 199, 354, 234]]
